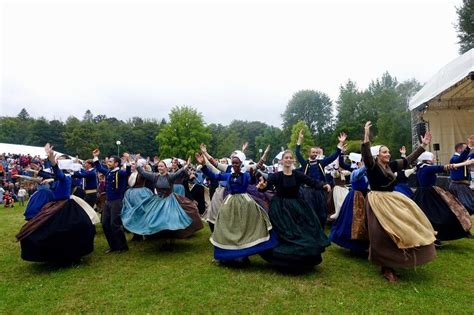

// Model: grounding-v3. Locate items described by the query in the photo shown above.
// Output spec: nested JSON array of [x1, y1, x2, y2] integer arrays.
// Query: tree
[[17, 108, 31, 120], [254, 126, 286, 162], [282, 90, 334, 148], [156, 106, 211, 159], [83, 109, 94, 122], [287, 121, 315, 156], [456, 0, 474, 54]]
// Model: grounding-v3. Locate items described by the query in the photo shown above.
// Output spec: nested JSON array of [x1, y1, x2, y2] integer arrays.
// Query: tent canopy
[[409, 48, 474, 111], [0, 143, 70, 159]]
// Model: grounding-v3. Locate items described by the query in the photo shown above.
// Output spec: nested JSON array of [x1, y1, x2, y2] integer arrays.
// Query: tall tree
[[282, 90, 334, 148], [17, 108, 31, 120], [456, 0, 474, 54], [156, 106, 211, 159]]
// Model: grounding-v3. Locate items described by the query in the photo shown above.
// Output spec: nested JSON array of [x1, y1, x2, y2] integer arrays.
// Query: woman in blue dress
[[121, 157, 203, 239], [329, 153, 370, 253]]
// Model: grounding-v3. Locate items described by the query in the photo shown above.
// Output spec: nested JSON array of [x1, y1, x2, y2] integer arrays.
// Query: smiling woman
[[361, 121, 436, 283]]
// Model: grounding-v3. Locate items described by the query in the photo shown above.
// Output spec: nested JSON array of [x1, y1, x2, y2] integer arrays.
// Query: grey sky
[[0, 0, 463, 127]]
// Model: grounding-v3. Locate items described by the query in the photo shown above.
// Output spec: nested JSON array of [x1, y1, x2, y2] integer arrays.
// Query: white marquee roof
[[0, 143, 70, 158], [409, 48, 474, 111]]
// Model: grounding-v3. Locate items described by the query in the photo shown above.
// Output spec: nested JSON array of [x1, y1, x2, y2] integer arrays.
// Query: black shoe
[[466, 232, 474, 239], [434, 239, 443, 247]]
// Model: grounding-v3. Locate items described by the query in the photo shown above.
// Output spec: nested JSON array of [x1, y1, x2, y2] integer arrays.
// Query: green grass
[[1, 205, 473, 313]]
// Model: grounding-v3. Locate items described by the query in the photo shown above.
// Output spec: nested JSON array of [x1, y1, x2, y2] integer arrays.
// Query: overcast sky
[[0, 0, 463, 127]]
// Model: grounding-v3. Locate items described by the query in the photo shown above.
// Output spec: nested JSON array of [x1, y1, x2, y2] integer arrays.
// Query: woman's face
[[158, 161, 167, 174], [231, 157, 241, 171], [282, 152, 294, 168], [378, 146, 391, 164]]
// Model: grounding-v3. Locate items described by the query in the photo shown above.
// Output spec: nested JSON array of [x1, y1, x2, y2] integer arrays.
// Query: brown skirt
[[173, 194, 204, 238], [366, 203, 436, 269]]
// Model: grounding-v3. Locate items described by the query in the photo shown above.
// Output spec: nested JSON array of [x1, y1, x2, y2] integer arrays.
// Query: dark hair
[[454, 143, 466, 151], [109, 155, 121, 167]]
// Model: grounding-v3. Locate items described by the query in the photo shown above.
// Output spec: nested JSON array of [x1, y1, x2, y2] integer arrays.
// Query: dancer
[[16, 144, 96, 263], [449, 137, 473, 214], [257, 150, 330, 272], [295, 129, 346, 228], [196, 152, 277, 266], [329, 153, 370, 253], [361, 122, 436, 282], [72, 159, 98, 208], [121, 157, 203, 239], [93, 149, 130, 253], [413, 151, 473, 242]]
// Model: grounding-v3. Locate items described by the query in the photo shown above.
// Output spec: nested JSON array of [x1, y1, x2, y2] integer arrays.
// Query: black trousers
[[84, 193, 98, 208], [102, 199, 128, 250]]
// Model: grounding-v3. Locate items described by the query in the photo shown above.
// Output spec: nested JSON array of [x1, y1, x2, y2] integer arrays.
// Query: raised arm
[[338, 154, 352, 171], [256, 145, 271, 170], [92, 149, 108, 175], [320, 132, 346, 167], [361, 121, 375, 168], [295, 129, 307, 167], [137, 166, 156, 182]]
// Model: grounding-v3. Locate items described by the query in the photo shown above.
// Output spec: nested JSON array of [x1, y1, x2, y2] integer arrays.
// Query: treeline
[[0, 72, 421, 161]]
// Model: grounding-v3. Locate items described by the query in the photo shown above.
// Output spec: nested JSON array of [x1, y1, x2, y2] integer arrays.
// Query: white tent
[[0, 143, 71, 159], [409, 48, 474, 163]]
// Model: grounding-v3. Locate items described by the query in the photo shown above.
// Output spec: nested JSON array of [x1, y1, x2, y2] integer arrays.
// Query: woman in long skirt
[[196, 151, 277, 266], [361, 122, 436, 282], [413, 152, 473, 242], [257, 150, 331, 272]]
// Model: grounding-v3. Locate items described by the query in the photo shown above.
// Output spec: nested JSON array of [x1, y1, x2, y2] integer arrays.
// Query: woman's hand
[[195, 153, 205, 165], [363, 121, 372, 143], [420, 131, 432, 147], [256, 176, 267, 190]]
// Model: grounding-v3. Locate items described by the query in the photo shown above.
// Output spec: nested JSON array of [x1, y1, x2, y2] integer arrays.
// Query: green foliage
[[343, 140, 361, 154], [287, 121, 315, 154], [456, 0, 474, 54], [156, 106, 211, 159], [335, 73, 422, 157], [282, 90, 334, 144]]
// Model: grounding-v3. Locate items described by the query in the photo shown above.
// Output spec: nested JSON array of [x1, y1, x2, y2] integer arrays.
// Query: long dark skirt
[[261, 196, 330, 271], [413, 186, 469, 241], [449, 182, 474, 215], [19, 199, 96, 263], [300, 187, 328, 228]]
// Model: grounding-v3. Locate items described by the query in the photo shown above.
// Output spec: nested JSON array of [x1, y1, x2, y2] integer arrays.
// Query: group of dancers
[[15, 122, 474, 282]]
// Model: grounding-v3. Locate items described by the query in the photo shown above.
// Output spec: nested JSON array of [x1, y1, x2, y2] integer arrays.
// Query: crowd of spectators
[[0, 153, 42, 208]]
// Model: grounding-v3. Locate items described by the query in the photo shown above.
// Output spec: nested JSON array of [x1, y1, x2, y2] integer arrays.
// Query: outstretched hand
[[92, 149, 100, 157], [195, 153, 205, 165], [242, 142, 249, 152], [44, 143, 54, 155], [200, 143, 207, 153], [298, 129, 304, 141], [420, 131, 432, 146], [399, 146, 406, 155], [338, 132, 347, 143]]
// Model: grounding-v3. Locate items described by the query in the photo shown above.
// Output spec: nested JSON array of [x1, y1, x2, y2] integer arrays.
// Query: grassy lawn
[[1, 205, 473, 314]]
